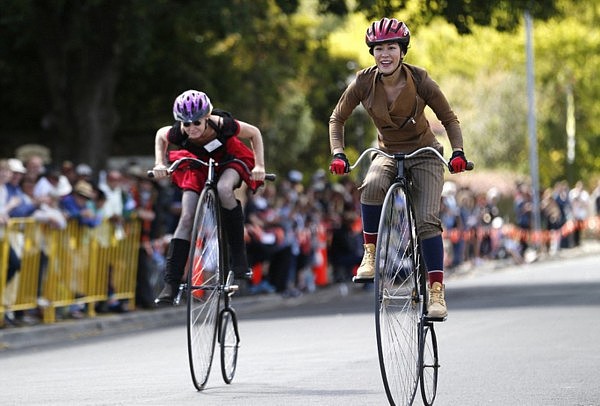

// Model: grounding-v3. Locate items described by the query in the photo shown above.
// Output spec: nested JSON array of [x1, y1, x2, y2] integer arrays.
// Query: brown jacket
[[329, 63, 463, 154]]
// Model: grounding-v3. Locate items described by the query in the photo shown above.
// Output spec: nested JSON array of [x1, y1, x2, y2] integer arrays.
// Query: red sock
[[428, 270, 444, 286], [363, 232, 377, 245]]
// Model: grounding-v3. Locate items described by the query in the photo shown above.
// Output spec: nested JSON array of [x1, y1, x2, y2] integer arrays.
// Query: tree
[[2, 0, 592, 188], [532, 2, 600, 186], [351, 0, 561, 34], [1, 0, 129, 168], [322, 1, 598, 188]]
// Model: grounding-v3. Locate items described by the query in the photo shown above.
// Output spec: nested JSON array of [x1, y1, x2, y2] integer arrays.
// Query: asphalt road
[[1, 251, 599, 406]]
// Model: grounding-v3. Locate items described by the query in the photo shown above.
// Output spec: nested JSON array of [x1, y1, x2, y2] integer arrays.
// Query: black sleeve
[[212, 109, 240, 139], [166, 122, 187, 145]]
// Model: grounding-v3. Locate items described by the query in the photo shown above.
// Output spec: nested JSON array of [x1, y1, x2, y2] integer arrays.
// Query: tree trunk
[[33, 0, 123, 171]]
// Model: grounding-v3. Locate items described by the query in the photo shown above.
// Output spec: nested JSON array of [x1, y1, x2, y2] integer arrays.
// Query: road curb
[[0, 285, 341, 352]]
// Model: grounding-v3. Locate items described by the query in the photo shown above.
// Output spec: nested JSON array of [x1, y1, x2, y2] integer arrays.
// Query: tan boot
[[428, 282, 448, 319], [354, 243, 376, 281]]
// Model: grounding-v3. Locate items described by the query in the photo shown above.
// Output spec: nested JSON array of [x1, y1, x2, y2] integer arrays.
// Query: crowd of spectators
[[1, 148, 171, 324], [2, 145, 600, 326], [440, 178, 600, 268]]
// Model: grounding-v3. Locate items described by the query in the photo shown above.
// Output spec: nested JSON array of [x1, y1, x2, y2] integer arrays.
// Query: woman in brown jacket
[[328, 17, 470, 318]]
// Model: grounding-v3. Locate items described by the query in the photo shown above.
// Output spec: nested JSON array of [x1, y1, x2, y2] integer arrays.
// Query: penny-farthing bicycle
[[349, 147, 473, 406], [151, 157, 275, 391]]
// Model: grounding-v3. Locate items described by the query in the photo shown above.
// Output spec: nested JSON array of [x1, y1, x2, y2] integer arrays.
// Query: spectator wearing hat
[[0, 159, 23, 219], [8, 158, 26, 176], [0, 160, 24, 323], [59, 180, 102, 227], [58, 179, 100, 318], [75, 163, 94, 182], [17, 157, 70, 220], [5, 158, 38, 218]]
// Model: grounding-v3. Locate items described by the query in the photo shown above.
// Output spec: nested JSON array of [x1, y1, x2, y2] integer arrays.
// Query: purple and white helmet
[[172, 90, 213, 122]]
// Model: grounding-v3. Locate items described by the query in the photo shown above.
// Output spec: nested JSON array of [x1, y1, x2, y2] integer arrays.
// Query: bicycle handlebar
[[147, 157, 277, 182], [349, 146, 474, 173]]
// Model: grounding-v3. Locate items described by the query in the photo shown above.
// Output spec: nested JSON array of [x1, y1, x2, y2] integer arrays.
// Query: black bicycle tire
[[374, 183, 422, 406], [186, 186, 221, 391], [419, 322, 439, 405], [417, 218, 439, 405], [219, 308, 240, 384]]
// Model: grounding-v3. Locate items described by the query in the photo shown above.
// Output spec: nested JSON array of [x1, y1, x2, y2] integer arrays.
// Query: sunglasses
[[183, 120, 203, 127]]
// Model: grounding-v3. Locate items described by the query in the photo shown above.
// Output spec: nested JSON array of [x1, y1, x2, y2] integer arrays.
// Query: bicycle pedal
[[352, 276, 374, 284], [154, 298, 176, 307], [425, 315, 447, 323], [226, 284, 239, 293]]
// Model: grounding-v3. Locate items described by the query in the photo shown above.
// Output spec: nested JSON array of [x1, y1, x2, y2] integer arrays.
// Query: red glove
[[329, 153, 350, 175], [448, 150, 468, 173]]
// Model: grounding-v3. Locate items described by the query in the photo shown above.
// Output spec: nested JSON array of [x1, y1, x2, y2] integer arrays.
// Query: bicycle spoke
[[420, 324, 439, 405], [190, 225, 219, 289], [187, 188, 221, 391], [220, 310, 239, 384]]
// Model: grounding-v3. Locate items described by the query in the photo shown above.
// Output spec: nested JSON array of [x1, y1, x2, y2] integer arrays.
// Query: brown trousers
[[359, 152, 444, 239]]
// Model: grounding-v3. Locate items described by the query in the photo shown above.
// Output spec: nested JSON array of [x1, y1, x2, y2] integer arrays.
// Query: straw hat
[[74, 180, 95, 199]]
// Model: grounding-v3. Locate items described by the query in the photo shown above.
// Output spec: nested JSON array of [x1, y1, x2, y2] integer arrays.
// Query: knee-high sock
[[164, 238, 190, 285], [221, 202, 248, 270], [361, 203, 381, 245], [421, 235, 444, 285]]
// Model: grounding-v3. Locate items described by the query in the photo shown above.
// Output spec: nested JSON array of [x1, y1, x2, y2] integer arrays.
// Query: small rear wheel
[[219, 308, 240, 384], [419, 322, 439, 405]]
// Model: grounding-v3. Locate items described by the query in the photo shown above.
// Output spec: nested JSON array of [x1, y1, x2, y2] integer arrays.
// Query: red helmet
[[365, 18, 410, 49]]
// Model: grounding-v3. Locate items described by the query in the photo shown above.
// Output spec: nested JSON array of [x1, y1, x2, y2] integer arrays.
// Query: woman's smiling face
[[181, 116, 211, 142], [372, 42, 403, 74]]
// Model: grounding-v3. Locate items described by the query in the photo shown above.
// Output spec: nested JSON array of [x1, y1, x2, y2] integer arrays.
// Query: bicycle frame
[[150, 156, 275, 391], [183, 157, 243, 390], [349, 146, 472, 406]]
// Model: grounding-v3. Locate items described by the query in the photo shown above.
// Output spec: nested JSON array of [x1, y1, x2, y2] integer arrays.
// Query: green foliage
[[531, 1, 600, 187], [324, 3, 599, 190], [352, 0, 562, 33], [0, 0, 597, 191], [266, 82, 315, 174], [442, 71, 530, 172]]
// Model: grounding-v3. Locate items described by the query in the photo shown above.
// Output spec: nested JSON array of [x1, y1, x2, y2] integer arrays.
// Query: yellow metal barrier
[[0, 219, 41, 326], [0, 227, 7, 321], [0, 224, 11, 325], [0, 218, 141, 325]]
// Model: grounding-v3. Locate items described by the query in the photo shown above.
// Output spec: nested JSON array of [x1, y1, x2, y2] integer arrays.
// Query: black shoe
[[154, 283, 179, 306], [232, 266, 253, 281]]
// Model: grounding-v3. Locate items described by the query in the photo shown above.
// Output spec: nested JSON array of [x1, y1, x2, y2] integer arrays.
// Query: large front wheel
[[375, 184, 423, 406], [187, 187, 222, 391]]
